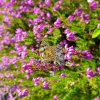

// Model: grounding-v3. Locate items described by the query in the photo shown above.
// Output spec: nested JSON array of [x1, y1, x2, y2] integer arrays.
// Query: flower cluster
[[22, 59, 61, 78], [64, 29, 75, 41], [16, 89, 28, 98], [14, 44, 27, 58], [12, 28, 28, 42], [86, 67, 100, 78], [0, 0, 100, 99], [81, 50, 93, 60], [89, 1, 98, 10], [32, 77, 49, 89], [64, 44, 75, 61]]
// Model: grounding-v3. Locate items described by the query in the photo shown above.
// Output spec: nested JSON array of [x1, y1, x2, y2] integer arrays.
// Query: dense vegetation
[[0, 0, 100, 100]]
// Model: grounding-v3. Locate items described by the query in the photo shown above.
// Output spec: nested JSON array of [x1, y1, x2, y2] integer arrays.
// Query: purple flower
[[74, 8, 83, 17], [63, 40, 67, 45], [26, 0, 34, 6], [14, 28, 28, 42], [0, 25, 4, 33], [58, 0, 63, 4], [17, 89, 28, 98], [46, 12, 51, 20], [33, 24, 45, 35], [81, 13, 90, 24], [60, 41, 64, 46], [68, 15, 75, 22], [22, 89, 28, 97], [3, 36, 11, 45], [32, 77, 43, 86], [21, 51, 27, 58], [22, 64, 31, 70], [28, 19, 34, 27], [53, 5, 60, 12], [89, 1, 98, 10], [7, 92, 15, 100], [68, 46, 75, 54], [2, 56, 10, 66], [25, 69, 33, 75], [3, 16, 10, 26], [82, 50, 93, 60], [42, 82, 49, 89], [64, 28, 70, 34], [66, 32, 75, 41], [54, 18, 61, 28], [33, 17, 42, 25], [64, 45, 75, 61], [6, 73, 14, 79], [64, 53, 72, 60], [98, 16, 100, 20], [10, 0, 15, 6], [65, 44, 68, 50], [32, 7, 40, 15], [86, 68, 94, 78], [10, 56, 18, 64], [94, 98, 100, 100], [60, 73, 66, 78], [45, 0, 51, 7], [97, 67, 100, 75], [11, 84, 17, 93], [53, 95, 58, 100], [47, 27, 53, 34], [0, 62, 5, 70], [29, 58, 35, 65], [25, 75, 30, 79]]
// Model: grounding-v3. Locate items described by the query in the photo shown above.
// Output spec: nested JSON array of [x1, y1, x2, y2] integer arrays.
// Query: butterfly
[[39, 41, 65, 66]]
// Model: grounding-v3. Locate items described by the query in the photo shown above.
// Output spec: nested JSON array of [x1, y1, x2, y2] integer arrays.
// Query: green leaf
[[28, 52, 39, 59], [25, 38, 33, 45], [44, 29, 61, 45], [92, 28, 100, 38], [29, 14, 37, 19], [53, 29, 61, 44], [28, 31, 34, 37]]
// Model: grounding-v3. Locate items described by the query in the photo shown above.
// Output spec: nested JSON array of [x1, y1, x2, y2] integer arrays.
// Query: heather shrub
[[0, 0, 100, 100]]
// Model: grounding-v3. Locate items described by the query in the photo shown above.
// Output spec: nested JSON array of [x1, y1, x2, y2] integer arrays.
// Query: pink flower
[[2, 56, 10, 66], [74, 8, 83, 17], [60, 73, 66, 78], [17, 89, 28, 98], [32, 7, 40, 15], [53, 95, 58, 100], [3, 16, 10, 26], [86, 68, 94, 78], [81, 50, 93, 60], [25, 69, 33, 75], [66, 32, 75, 41], [45, 0, 51, 7], [46, 12, 51, 20], [89, 1, 98, 10], [81, 13, 90, 24], [94, 98, 100, 100], [68, 15, 75, 22], [42, 82, 49, 89], [33, 77, 43, 86], [54, 18, 61, 28]]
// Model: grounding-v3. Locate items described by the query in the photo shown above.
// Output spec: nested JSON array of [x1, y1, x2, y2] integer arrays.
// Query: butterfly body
[[39, 41, 65, 66]]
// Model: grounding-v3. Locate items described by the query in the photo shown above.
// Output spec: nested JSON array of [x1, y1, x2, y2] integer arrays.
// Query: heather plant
[[0, 0, 100, 100]]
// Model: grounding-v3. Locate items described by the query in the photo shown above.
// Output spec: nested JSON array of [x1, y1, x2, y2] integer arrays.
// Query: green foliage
[[0, 15, 3, 22], [0, 0, 100, 100], [25, 31, 36, 46], [44, 29, 61, 45], [92, 28, 100, 38]]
